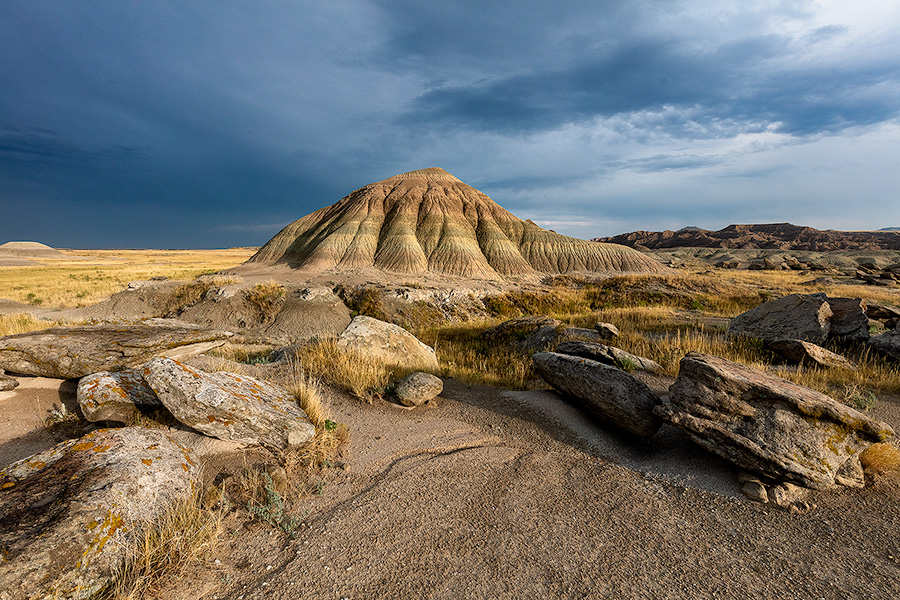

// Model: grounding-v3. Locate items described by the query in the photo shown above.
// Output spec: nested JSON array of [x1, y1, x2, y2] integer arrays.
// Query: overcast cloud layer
[[1, 0, 899, 248]]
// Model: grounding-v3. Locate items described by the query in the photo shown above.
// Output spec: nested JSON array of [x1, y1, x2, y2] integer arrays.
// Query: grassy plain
[[0, 247, 255, 309]]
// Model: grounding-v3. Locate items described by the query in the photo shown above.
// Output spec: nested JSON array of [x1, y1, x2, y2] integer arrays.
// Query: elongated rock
[[0, 319, 232, 379], [143, 357, 315, 450], [77, 367, 162, 423], [337, 315, 438, 370], [0, 428, 198, 600], [555, 340, 663, 374], [533, 351, 662, 437], [727, 293, 832, 344], [766, 339, 856, 370], [868, 330, 900, 362], [656, 352, 894, 489]]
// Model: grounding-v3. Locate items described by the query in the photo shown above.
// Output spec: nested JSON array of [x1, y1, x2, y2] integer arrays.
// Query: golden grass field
[[0, 247, 256, 309]]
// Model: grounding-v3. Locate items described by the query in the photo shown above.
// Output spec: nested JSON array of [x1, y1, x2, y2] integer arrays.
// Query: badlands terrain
[[1, 170, 900, 599]]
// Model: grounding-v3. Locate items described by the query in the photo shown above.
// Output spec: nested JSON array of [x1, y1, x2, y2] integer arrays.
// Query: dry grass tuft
[[285, 369, 350, 475], [98, 484, 223, 599], [243, 281, 286, 321], [860, 443, 900, 474], [0, 313, 65, 336], [290, 338, 410, 402]]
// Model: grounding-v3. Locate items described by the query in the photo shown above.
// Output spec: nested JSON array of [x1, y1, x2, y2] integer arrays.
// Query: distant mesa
[[0, 241, 66, 266], [595, 223, 900, 251], [248, 168, 665, 277]]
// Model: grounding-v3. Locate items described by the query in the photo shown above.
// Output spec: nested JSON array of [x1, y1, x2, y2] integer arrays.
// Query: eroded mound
[[0, 241, 65, 258], [249, 168, 665, 277]]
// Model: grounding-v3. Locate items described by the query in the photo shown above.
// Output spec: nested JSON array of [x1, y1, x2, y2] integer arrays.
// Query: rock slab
[[0, 369, 17, 391], [656, 352, 894, 489], [868, 330, 900, 362], [0, 427, 198, 600], [766, 339, 856, 370], [554, 340, 664, 374], [337, 315, 439, 370], [143, 357, 315, 450], [0, 319, 232, 379], [77, 367, 162, 423], [394, 372, 443, 407], [533, 351, 662, 437], [727, 293, 832, 344]]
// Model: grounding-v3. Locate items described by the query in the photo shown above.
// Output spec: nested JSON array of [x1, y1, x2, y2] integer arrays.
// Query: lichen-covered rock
[[77, 367, 162, 423], [0, 369, 17, 391], [0, 319, 232, 379], [533, 352, 662, 437], [766, 339, 856, 370], [656, 352, 894, 490], [337, 315, 438, 370], [868, 330, 900, 362], [554, 341, 663, 374], [0, 428, 198, 600], [727, 293, 832, 344], [394, 372, 443, 407], [143, 357, 315, 450]]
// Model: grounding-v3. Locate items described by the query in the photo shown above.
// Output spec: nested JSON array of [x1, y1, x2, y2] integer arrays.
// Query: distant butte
[[248, 168, 666, 277], [594, 223, 900, 252]]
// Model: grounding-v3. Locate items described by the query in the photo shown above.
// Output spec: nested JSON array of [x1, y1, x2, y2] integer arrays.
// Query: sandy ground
[[1, 369, 898, 599]]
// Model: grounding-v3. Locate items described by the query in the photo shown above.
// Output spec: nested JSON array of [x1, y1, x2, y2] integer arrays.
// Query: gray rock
[[76, 367, 162, 423], [394, 372, 443, 407], [533, 352, 662, 437], [741, 480, 768, 503], [481, 316, 565, 353], [144, 357, 315, 450], [766, 339, 856, 370], [866, 302, 900, 320], [594, 322, 620, 339], [825, 296, 869, 343], [0, 427, 198, 599], [338, 315, 438, 371], [0, 369, 17, 391], [554, 340, 664, 374], [656, 352, 894, 489], [727, 293, 832, 344], [868, 330, 900, 362], [0, 319, 232, 379]]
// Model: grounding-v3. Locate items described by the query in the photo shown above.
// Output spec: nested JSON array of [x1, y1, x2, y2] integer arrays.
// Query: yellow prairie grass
[[0, 313, 66, 336]]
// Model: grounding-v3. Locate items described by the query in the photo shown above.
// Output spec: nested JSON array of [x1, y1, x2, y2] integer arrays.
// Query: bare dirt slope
[[248, 168, 666, 277], [156, 375, 900, 600]]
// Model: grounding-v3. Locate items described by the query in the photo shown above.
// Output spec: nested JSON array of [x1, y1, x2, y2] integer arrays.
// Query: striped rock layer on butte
[[248, 168, 665, 278]]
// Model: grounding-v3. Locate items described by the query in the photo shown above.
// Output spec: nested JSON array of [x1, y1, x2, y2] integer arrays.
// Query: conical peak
[[381, 167, 462, 183]]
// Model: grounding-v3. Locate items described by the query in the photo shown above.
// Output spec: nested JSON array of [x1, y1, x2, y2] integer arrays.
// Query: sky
[[1, 0, 899, 248]]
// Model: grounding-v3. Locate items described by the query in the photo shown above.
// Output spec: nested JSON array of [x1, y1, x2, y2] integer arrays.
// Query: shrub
[[860, 443, 900, 474]]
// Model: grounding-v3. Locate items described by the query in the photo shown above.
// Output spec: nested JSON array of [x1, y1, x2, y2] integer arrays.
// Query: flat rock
[[554, 340, 664, 374], [76, 367, 162, 423], [866, 302, 900, 320], [394, 372, 443, 407], [656, 352, 894, 489], [337, 315, 438, 370], [0, 427, 198, 599], [0, 319, 232, 379], [532, 351, 662, 437], [766, 339, 856, 370], [727, 293, 832, 344], [143, 357, 315, 450], [868, 330, 900, 362]]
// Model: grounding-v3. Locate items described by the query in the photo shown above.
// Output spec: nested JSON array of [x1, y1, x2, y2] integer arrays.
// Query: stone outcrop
[[394, 372, 443, 407], [77, 367, 162, 423], [868, 330, 900, 362], [0, 319, 232, 379], [826, 297, 870, 343], [766, 339, 856, 370], [247, 167, 667, 277], [337, 315, 439, 371], [0, 427, 198, 599], [143, 357, 315, 451], [655, 352, 894, 489], [727, 294, 832, 344], [554, 341, 664, 374], [532, 352, 662, 437]]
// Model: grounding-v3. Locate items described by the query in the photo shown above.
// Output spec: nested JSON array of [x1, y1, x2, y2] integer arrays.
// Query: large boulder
[[0, 319, 232, 379], [337, 315, 438, 370], [766, 339, 856, 370], [481, 316, 601, 354], [532, 352, 662, 437], [0, 427, 198, 599], [77, 367, 162, 423], [655, 352, 894, 490], [143, 357, 315, 450], [554, 340, 664, 374], [825, 297, 869, 343], [866, 302, 900, 321], [727, 293, 832, 344], [868, 330, 900, 362]]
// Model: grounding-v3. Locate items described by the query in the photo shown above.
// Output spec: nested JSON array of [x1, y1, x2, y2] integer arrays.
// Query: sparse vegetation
[[860, 443, 900, 474], [0, 313, 65, 336], [243, 281, 286, 321]]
